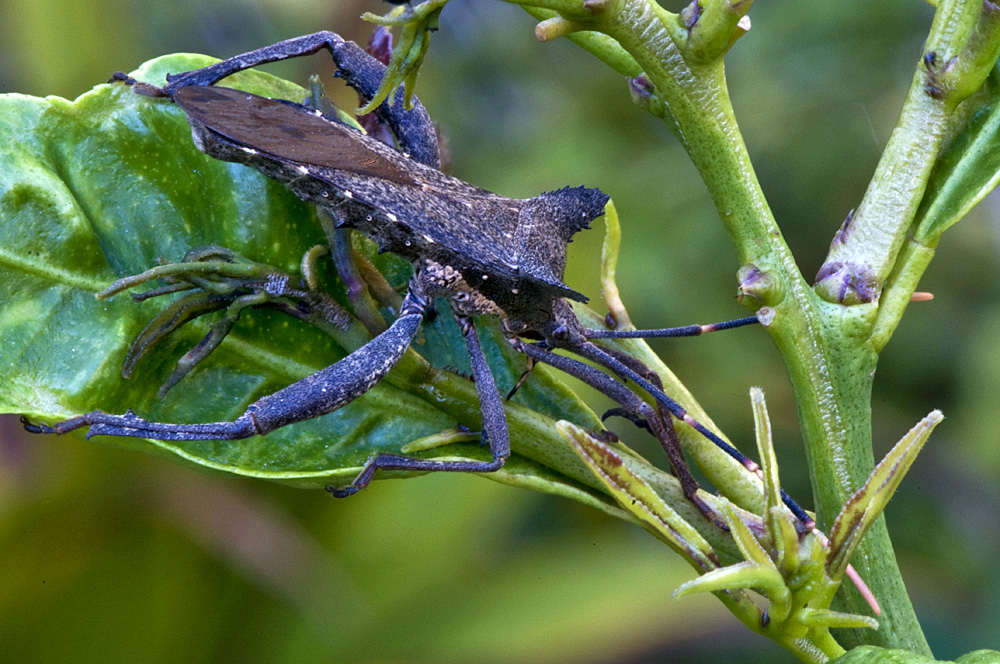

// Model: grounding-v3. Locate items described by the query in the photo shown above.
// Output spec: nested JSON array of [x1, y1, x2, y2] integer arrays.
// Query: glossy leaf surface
[[0, 53, 606, 498]]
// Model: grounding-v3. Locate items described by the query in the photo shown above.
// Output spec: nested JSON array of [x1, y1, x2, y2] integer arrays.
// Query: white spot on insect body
[[421, 234, 435, 244], [264, 273, 289, 296], [344, 190, 354, 199], [296, 165, 309, 175], [387, 213, 398, 222], [190, 129, 207, 152], [239, 146, 259, 155]]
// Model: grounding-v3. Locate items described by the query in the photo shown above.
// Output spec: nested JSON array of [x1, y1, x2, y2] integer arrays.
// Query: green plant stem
[[814, 0, 989, 308], [594, 2, 781, 261], [766, 300, 926, 652], [522, 1, 816, 520], [508, 0, 940, 653]]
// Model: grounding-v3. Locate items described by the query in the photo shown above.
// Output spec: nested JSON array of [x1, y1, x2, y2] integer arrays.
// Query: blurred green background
[[2, 0, 999, 661]]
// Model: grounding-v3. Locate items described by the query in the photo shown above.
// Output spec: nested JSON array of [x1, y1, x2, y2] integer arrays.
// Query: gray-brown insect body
[[29, 33, 790, 520], [171, 84, 606, 342]]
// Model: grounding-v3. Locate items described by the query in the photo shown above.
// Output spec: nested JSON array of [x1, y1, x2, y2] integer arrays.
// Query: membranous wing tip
[[170, 85, 416, 186]]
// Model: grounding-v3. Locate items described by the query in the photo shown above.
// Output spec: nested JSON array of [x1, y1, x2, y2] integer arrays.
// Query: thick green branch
[[503, 0, 939, 653], [816, 0, 1000, 307]]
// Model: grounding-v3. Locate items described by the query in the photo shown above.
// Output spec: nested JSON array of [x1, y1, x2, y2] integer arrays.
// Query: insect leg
[[326, 36, 440, 168], [516, 341, 649, 417], [156, 31, 439, 169], [571, 341, 814, 527], [329, 314, 509, 497], [514, 341, 711, 515], [583, 343, 724, 512], [574, 341, 749, 465], [162, 33, 349, 90], [320, 214, 387, 336], [457, 315, 512, 466], [643, 408, 720, 522], [601, 407, 651, 433], [24, 284, 430, 442]]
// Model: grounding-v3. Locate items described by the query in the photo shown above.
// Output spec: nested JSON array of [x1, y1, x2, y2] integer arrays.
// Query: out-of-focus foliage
[[1, 0, 998, 662]]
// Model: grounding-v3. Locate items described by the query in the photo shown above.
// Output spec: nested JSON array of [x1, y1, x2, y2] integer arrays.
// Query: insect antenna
[[584, 315, 759, 339]]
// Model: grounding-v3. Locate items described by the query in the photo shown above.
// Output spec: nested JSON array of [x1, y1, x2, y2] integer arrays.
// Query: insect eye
[[455, 292, 470, 302], [553, 322, 569, 341]]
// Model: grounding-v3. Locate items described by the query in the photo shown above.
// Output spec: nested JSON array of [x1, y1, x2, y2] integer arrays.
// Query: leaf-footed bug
[[23, 32, 811, 525]]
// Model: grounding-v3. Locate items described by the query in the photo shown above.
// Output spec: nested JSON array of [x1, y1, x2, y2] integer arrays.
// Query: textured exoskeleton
[[27, 32, 807, 522]]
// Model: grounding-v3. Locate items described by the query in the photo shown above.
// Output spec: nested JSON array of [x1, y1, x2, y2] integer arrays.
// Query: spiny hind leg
[[24, 283, 427, 444], [329, 314, 510, 497]]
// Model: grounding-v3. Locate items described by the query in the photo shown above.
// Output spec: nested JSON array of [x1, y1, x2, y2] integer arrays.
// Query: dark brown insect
[[26, 32, 807, 524]]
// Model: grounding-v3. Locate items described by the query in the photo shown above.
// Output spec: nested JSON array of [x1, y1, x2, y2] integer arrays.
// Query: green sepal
[[796, 608, 878, 631], [360, 0, 449, 113], [718, 498, 775, 571], [827, 410, 943, 580], [556, 420, 718, 571], [672, 560, 786, 602]]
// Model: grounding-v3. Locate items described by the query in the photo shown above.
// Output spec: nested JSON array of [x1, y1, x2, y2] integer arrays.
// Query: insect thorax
[[419, 260, 503, 317]]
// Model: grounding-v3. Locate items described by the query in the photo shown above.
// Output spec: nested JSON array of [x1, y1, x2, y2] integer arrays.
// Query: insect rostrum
[[25, 32, 800, 520]]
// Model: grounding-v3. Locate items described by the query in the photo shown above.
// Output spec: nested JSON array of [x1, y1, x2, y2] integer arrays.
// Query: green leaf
[[913, 68, 1000, 243], [0, 53, 607, 498], [956, 652, 1000, 664], [831, 646, 1000, 664]]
